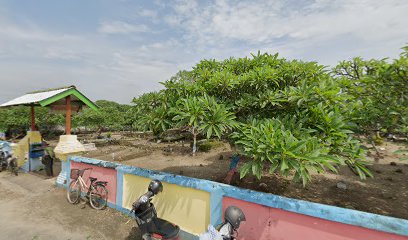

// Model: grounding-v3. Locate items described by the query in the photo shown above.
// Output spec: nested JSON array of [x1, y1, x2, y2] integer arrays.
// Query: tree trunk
[[97, 127, 102, 137], [192, 126, 197, 156]]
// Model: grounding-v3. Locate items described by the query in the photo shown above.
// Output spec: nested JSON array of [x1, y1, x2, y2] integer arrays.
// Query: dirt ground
[[0, 172, 141, 240], [82, 134, 408, 220], [1, 134, 404, 240]]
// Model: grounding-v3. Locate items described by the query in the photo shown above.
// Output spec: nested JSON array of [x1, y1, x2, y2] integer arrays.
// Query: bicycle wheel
[[89, 185, 108, 210], [67, 180, 81, 204]]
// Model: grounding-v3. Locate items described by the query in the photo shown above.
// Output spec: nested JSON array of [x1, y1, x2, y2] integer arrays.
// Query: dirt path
[[0, 172, 140, 240]]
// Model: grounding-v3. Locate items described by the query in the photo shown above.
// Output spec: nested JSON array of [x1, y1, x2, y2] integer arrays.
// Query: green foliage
[[0, 106, 30, 131], [74, 100, 132, 132], [0, 106, 64, 133], [131, 92, 174, 134], [172, 95, 237, 154], [341, 141, 372, 179], [0, 100, 131, 135], [172, 95, 237, 139], [4, 46, 407, 186], [394, 149, 408, 161], [137, 105, 173, 134], [36, 108, 65, 132], [130, 51, 377, 183], [333, 47, 408, 135], [173, 96, 204, 129], [232, 118, 339, 186], [198, 140, 224, 152]]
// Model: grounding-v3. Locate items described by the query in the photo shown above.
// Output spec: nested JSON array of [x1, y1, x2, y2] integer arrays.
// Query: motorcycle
[[130, 180, 180, 240], [0, 149, 8, 171], [130, 180, 246, 240], [199, 206, 246, 240], [0, 145, 18, 175]]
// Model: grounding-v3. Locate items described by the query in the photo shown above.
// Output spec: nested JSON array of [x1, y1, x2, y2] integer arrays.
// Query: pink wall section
[[71, 162, 117, 204], [223, 197, 407, 240]]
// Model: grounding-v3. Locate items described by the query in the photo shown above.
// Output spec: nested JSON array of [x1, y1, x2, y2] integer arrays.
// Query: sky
[[0, 0, 407, 104]]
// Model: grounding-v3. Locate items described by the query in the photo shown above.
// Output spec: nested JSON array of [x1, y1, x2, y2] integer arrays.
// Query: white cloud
[[0, 23, 79, 42], [0, 18, 186, 103], [1, 0, 408, 104], [0, 21, 89, 62], [98, 21, 149, 34], [163, 0, 408, 62], [179, 0, 406, 42], [138, 9, 158, 18], [44, 48, 83, 61]]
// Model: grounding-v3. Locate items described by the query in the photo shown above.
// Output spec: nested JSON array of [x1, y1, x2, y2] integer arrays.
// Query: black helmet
[[148, 179, 163, 195], [225, 206, 246, 229]]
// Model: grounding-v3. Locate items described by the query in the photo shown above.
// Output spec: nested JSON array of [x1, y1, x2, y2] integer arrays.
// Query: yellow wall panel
[[13, 131, 42, 166], [123, 174, 210, 235]]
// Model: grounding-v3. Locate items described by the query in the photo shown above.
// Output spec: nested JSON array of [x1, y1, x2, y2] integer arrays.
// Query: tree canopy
[[1, 46, 407, 185]]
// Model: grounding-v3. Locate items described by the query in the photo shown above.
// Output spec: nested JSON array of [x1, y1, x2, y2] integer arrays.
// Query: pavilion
[[0, 85, 98, 172]]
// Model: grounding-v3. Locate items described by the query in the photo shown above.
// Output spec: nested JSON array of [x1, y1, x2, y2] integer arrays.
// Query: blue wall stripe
[[66, 160, 71, 188], [65, 156, 408, 237], [116, 168, 124, 210], [210, 188, 223, 226]]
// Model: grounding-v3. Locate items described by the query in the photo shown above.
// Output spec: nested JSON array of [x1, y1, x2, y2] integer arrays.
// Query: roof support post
[[30, 105, 36, 131], [65, 95, 71, 135]]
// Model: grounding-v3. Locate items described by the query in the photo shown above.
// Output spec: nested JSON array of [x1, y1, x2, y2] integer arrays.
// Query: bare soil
[[0, 172, 141, 240], [83, 135, 408, 220]]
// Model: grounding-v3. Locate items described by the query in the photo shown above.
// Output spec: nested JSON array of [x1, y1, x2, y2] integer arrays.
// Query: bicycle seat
[[96, 181, 107, 185], [89, 177, 97, 182]]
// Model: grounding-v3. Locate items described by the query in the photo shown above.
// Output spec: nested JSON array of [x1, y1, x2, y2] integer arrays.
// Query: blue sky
[[0, 0, 407, 104]]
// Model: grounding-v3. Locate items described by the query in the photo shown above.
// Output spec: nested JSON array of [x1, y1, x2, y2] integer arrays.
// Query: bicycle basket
[[70, 169, 82, 179]]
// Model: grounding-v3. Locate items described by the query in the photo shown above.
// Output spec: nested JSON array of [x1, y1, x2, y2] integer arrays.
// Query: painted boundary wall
[[61, 156, 408, 240], [70, 161, 117, 204]]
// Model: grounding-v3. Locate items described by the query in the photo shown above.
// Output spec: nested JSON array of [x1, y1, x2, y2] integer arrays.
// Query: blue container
[[29, 143, 45, 158]]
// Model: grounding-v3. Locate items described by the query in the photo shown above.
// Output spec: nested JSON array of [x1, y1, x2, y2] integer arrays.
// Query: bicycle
[[66, 168, 108, 210]]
